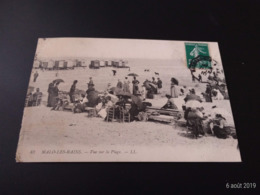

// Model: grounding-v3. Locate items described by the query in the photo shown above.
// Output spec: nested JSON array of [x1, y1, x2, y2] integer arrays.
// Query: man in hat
[[162, 94, 178, 109], [157, 78, 162, 94], [69, 80, 78, 103]]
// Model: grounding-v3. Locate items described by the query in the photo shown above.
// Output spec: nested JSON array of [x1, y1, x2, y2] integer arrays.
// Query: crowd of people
[[41, 71, 234, 140]]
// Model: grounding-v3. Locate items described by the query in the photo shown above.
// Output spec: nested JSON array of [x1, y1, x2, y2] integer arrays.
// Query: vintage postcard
[[16, 38, 241, 162]]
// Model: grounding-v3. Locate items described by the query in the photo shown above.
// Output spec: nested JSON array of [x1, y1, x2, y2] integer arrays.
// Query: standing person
[[69, 80, 78, 103], [112, 70, 117, 76], [50, 82, 60, 107], [170, 78, 178, 98], [116, 79, 123, 89], [205, 84, 212, 102], [157, 78, 162, 94], [88, 77, 94, 88], [123, 77, 130, 93], [132, 76, 139, 95], [33, 71, 39, 82], [47, 81, 55, 107], [152, 77, 157, 85], [198, 74, 202, 82]]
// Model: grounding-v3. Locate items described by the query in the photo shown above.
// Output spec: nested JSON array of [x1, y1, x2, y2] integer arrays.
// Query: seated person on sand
[[97, 96, 114, 119], [73, 94, 88, 113], [162, 94, 178, 110], [184, 88, 202, 103], [129, 92, 146, 121], [209, 114, 229, 139]]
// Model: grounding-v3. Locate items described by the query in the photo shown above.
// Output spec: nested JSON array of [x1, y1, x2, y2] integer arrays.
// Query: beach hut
[[66, 60, 76, 69], [41, 62, 49, 70], [112, 61, 119, 67], [100, 60, 106, 67], [89, 60, 100, 69], [106, 61, 112, 67], [33, 60, 41, 69], [54, 60, 67, 70]]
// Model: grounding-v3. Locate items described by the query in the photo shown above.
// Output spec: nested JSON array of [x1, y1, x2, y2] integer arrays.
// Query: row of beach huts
[[33, 59, 129, 70]]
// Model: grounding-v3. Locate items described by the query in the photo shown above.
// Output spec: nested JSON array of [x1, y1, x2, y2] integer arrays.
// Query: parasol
[[53, 79, 64, 83], [185, 100, 202, 108], [116, 91, 132, 97], [128, 73, 139, 77], [171, 77, 179, 85]]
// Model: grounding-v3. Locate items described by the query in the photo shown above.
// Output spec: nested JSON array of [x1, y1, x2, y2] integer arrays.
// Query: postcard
[[16, 38, 241, 162]]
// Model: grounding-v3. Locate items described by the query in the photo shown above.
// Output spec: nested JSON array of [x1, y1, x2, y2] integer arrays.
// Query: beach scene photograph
[[16, 38, 241, 162]]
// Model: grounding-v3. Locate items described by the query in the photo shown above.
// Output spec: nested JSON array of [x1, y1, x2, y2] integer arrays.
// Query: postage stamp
[[185, 43, 212, 69]]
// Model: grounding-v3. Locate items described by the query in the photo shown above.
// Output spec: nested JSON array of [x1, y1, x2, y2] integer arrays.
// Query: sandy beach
[[17, 57, 240, 162]]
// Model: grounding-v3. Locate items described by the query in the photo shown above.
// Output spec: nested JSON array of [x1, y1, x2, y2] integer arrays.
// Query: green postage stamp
[[185, 43, 212, 69]]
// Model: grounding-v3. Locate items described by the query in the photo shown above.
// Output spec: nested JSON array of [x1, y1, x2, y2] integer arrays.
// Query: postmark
[[185, 43, 212, 69]]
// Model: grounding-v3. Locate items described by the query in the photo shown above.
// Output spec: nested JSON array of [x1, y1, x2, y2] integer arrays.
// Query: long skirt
[[170, 86, 178, 98], [213, 126, 228, 139]]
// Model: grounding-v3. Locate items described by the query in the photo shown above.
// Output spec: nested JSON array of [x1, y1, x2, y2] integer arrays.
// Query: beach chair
[[106, 106, 115, 122], [85, 107, 96, 117], [119, 107, 130, 123], [33, 94, 42, 106]]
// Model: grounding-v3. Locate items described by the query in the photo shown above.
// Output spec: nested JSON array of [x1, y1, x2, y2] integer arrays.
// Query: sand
[[17, 62, 240, 162]]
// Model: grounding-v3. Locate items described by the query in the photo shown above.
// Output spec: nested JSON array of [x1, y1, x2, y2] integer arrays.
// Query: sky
[[35, 38, 221, 62]]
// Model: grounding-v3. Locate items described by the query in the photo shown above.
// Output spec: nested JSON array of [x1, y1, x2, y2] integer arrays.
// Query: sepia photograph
[[16, 38, 241, 162]]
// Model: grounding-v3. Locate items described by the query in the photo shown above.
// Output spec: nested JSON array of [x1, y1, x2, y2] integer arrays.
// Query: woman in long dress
[[123, 77, 131, 93], [50, 82, 60, 107], [170, 83, 178, 98]]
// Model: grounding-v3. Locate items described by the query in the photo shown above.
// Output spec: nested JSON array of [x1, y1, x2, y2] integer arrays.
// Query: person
[[33, 71, 39, 82], [205, 84, 212, 102], [140, 84, 147, 100], [123, 77, 130, 93], [192, 75, 195, 83], [26, 92, 34, 107], [47, 81, 55, 107], [98, 96, 114, 119], [132, 76, 140, 95], [157, 78, 162, 94], [162, 94, 178, 109], [210, 114, 229, 139], [50, 82, 60, 107], [185, 107, 205, 138], [170, 78, 178, 98], [69, 80, 78, 103], [73, 94, 88, 113], [152, 77, 157, 85], [116, 79, 123, 89], [112, 70, 117, 76], [198, 74, 202, 82], [184, 89, 202, 103], [129, 92, 144, 121], [88, 77, 94, 87], [32, 88, 43, 106]]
